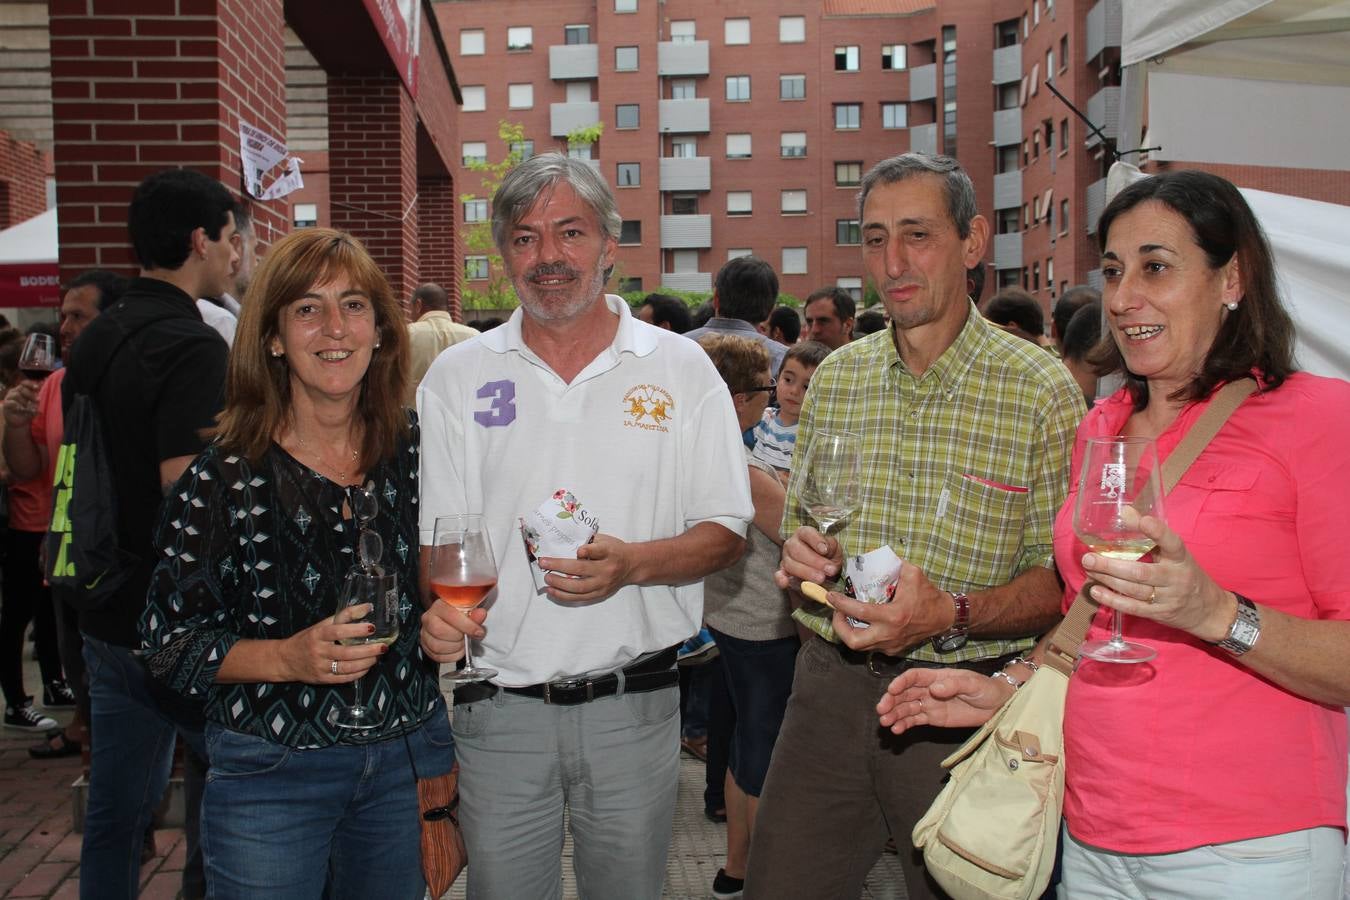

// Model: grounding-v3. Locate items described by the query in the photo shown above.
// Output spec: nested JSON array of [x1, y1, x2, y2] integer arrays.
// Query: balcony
[[909, 123, 937, 156], [1086, 0, 1122, 64], [660, 214, 711, 249], [993, 171, 1022, 211], [993, 108, 1021, 147], [909, 63, 937, 102], [550, 101, 601, 138], [1086, 177, 1107, 235], [993, 232, 1022, 271], [659, 156, 711, 192], [992, 44, 1021, 85], [1085, 86, 1120, 148], [549, 44, 599, 80], [657, 40, 709, 77], [662, 272, 713, 292], [658, 98, 710, 134]]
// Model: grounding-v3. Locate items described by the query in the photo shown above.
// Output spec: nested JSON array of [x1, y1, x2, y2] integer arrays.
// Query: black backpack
[[46, 316, 152, 611]]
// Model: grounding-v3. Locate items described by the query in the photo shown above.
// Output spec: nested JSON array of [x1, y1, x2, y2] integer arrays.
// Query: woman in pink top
[[876, 170, 1350, 898]]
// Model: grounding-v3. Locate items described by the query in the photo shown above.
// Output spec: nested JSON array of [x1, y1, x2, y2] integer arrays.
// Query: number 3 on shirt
[[473, 380, 516, 428]]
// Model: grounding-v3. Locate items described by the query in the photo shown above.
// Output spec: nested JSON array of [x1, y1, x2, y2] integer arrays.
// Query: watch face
[[934, 633, 968, 653]]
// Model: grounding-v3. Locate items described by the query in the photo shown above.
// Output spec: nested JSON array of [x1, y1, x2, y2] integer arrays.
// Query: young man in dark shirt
[[69, 168, 234, 900]]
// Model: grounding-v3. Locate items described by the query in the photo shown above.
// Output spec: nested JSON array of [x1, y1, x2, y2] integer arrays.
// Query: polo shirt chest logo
[[622, 384, 674, 433]]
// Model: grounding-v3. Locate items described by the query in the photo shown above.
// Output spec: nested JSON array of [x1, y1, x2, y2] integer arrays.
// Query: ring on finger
[[1147, 588, 1157, 604], [330, 659, 339, 675]]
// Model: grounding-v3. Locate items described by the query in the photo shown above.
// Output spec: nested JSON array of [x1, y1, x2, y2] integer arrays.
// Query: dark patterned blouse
[[141, 418, 440, 749]]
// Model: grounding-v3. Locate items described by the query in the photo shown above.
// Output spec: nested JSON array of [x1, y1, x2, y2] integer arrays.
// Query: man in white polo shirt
[[417, 153, 752, 900]]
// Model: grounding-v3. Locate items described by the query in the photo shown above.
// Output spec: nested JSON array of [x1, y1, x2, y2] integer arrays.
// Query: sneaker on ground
[[677, 627, 718, 666], [4, 698, 59, 732], [43, 681, 76, 708], [712, 868, 744, 899]]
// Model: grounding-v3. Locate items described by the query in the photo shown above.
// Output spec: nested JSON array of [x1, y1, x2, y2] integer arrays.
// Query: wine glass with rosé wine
[[429, 514, 499, 684]]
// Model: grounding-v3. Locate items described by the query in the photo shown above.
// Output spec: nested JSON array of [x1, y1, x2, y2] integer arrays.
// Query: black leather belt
[[453, 645, 680, 707], [835, 642, 1017, 679]]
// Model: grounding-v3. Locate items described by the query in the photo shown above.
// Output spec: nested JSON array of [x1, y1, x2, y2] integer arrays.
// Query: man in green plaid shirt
[[744, 153, 1084, 900]]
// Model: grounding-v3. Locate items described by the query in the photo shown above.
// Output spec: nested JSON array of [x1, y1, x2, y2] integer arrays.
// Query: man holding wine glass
[[745, 153, 1084, 900], [417, 153, 753, 900]]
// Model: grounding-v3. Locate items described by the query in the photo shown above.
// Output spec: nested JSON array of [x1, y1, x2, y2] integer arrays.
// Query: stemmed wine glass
[[1073, 436, 1166, 664], [19, 334, 56, 382], [799, 430, 862, 535], [329, 487, 399, 731], [428, 514, 499, 684]]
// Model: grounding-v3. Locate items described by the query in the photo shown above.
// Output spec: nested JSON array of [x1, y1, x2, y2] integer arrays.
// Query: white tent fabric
[[0, 208, 57, 265]]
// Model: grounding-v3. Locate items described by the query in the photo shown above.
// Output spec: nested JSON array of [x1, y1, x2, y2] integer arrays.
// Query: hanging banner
[[240, 121, 304, 201], [363, 0, 421, 98]]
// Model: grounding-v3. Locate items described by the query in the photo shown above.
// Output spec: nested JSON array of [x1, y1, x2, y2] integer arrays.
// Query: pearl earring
[[271, 349, 282, 357], [373, 342, 381, 350], [1225, 302, 1238, 311]]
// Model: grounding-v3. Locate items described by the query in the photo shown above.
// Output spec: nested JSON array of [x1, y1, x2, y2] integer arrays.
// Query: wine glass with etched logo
[[1074, 436, 1166, 664]]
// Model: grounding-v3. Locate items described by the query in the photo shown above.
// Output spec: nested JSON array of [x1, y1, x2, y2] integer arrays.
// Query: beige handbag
[[912, 378, 1256, 900]]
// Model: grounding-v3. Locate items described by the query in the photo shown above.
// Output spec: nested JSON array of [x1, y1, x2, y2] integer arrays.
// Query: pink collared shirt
[[1056, 373, 1350, 853]]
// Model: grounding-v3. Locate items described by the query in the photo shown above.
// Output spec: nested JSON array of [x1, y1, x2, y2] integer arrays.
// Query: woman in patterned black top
[[142, 228, 452, 899]]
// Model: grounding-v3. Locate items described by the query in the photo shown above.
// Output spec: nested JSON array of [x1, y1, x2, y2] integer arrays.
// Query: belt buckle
[[866, 652, 908, 679], [543, 678, 591, 704]]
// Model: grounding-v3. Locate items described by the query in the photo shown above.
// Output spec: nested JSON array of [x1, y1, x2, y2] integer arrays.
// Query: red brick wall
[[328, 75, 420, 303], [417, 175, 461, 319], [47, 0, 289, 280], [1143, 160, 1350, 207], [0, 132, 50, 230]]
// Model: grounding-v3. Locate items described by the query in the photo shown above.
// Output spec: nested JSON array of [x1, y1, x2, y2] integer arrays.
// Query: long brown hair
[[215, 228, 410, 467]]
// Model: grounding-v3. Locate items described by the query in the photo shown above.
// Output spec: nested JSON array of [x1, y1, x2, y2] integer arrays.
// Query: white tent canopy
[[1122, 0, 1350, 170], [0, 208, 56, 265]]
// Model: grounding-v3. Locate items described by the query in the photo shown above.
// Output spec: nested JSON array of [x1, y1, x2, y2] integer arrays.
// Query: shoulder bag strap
[[1042, 377, 1259, 674]]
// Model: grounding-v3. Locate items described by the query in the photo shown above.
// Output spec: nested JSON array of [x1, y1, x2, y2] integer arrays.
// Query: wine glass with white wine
[[799, 430, 862, 536], [1073, 435, 1166, 664]]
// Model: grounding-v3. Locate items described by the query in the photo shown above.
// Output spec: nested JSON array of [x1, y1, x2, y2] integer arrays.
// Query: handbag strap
[[1041, 377, 1258, 674]]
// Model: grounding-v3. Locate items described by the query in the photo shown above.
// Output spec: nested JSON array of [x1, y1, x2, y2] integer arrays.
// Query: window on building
[[616, 104, 639, 128], [465, 256, 489, 280], [835, 161, 862, 186], [996, 208, 1019, 234], [567, 143, 593, 160], [882, 102, 907, 129], [834, 45, 860, 71], [672, 249, 699, 273], [615, 0, 637, 12], [725, 18, 750, 45], [464, 198, 488, 223], [671, 194, 698, 214], [834, 103, 861, 129], [566, 82, 591, 103], [619, 220, 641, 244], [670, 20, 695, 42], [508, 83, 533, 109], [615, 46, 638, 71], [727, 191, 752, 215], [293, 202, 317, 228], [671, 137, 697, 158], [836, 219, 861, 245], [1046, 49, 1054, 81], [462, 85, 486, 112], [618, 277, 642, 292], [509, 139, 535, 159], [997, 82, 1019, 110], [1045, 200, 1054, 234], [461, 141, 487, 165], [996, 19, 1018, 48], [507, 26, 532, 51], [565, 24, 590, 45], [1060, 199, 1070, 234], [725, 75, 750, 101], [781, 189, 807, 214], [1059, 35, 1068, 70], [782, 247, 808, 275], [780, 132, 806, 157], [1022, 14, 1029, 38], [728, 248, 752, 260], [996, 144, 1018, 174], [726, 133, 752, 159], [1044, 119, 1054, 153], [1032, 132, 1041, 160], [780, 16, 805, 42], [998, 269, 1021, 290], [1032, 261, 1041, 290], [837, 276, 863, 301], [780, 74, 805, 100], [1046, 258, 1055, 291], [617, 162, 640, 186], [460, 29, 484, 56], [1033, 0, 1041, 26], [882, 45, 907, 70], [1059, 118, 1069, 153], [671, 79, 696, 100], [942, 25, 957, 157]]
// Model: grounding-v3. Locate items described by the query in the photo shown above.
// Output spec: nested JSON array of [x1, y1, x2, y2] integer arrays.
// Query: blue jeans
[[201, 705, 453, 900], [80, 634, 206, 900]]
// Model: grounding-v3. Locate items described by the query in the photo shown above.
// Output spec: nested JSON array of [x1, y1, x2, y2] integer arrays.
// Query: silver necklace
[[293, 429, 359, 483]]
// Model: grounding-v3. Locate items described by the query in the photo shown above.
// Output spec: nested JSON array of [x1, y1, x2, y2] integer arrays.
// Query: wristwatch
[[932, 591, 970, 653], [1215, 593, 1261, 656]]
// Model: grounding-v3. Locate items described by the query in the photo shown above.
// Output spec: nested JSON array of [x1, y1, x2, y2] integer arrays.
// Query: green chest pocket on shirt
[[927, 471, 1030, 584]]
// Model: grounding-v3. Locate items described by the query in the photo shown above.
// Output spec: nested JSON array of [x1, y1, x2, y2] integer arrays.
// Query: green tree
[[459, 120, 604, 311]]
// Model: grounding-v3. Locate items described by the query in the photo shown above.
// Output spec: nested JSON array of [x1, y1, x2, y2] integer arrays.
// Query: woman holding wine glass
[[878, 171, 1350, 897], [141, 228, 451, 899]]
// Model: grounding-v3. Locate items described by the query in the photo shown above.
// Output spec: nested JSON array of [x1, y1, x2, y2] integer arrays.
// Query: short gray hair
[[857, 153, 978, 239], [491, 153, 623, 251]]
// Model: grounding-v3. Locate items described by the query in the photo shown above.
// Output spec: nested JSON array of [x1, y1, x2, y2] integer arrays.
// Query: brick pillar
[[416, 174, 460, 321], [328, 75, 418, 304], [47, 0, 289, 281]]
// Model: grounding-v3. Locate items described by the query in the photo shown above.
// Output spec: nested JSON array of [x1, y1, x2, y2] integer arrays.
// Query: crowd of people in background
[[1, 147, 1347, 900]]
